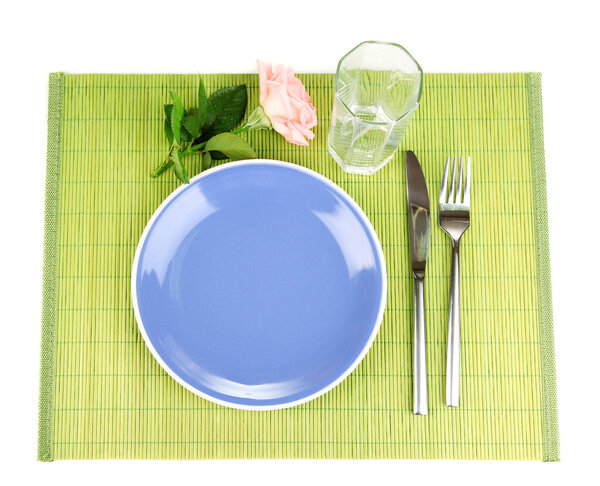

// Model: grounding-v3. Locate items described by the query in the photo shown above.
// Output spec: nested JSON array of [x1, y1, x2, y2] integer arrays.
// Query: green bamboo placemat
[[38, 72, 558, 461]]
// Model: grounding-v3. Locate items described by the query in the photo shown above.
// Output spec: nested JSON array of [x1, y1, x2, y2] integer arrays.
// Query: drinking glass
[[328, 41, 423, 175]]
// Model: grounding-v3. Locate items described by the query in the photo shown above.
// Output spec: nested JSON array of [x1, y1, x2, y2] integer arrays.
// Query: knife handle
[[413, 276, 428, 415]]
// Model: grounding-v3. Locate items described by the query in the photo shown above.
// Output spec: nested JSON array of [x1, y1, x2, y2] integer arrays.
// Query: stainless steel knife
[[406, 150, 431, 415]]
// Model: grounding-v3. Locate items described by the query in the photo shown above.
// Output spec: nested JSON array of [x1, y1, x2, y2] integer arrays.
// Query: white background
[[1, 0, 599, 483]]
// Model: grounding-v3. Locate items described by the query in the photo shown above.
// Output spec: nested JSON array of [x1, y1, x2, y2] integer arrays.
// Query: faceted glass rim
[[334, 40, 423, 125]]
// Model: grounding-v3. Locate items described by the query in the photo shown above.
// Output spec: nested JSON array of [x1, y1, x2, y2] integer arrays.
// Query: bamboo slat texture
[[38, 72, 558, 461]]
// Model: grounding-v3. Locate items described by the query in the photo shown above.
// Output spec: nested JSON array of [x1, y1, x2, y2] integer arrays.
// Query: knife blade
[[406, 150, 431, 415]]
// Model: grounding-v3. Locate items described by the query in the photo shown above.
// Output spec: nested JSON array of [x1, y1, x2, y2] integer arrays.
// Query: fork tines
[[440, 156, 472, 207]]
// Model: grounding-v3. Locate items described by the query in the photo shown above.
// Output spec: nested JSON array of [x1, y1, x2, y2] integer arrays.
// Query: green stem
[[151, 154, 174, 178], [232, 126, 250, 135], [180, 140, 207, 157]]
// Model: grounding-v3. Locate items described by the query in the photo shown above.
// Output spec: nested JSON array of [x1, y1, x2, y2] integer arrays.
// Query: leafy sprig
[[152, 77, 258, 183]]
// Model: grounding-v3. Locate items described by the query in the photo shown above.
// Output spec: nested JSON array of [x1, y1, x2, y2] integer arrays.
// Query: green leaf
[[169, 91, 185, 144], [197, 77, 208, 128], [180, 124, 192, 143], [163, 104, 174, 145], [164, 120, 174, 145], [171, 146, 189, 183], [188, 108, 203, 134], [202, 152, 212, 171], [209, 150, 227, 160], [204, 133, 257, 161], [202, 85, 248, 140], [182, 114, 201, 138]]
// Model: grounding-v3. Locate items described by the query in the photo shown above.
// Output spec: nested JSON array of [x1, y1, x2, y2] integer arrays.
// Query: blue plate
[[132, 161, 386, 409]]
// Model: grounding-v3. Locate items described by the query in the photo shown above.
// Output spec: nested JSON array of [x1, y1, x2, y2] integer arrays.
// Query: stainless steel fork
[[439, 156, 472, 407]]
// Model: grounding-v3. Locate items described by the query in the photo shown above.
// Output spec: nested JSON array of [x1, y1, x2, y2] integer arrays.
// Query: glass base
[[328, 142, 396, 176]]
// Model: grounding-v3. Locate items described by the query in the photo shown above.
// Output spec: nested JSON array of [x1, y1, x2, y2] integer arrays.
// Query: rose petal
[[285, 125, 309, 146], [294, 121, 315, 140], [257, 60, 272, 103]]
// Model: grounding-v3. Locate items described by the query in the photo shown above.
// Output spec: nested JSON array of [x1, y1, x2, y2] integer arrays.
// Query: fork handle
[[446, 242, 461, 407], [413, 276, 428, 415]]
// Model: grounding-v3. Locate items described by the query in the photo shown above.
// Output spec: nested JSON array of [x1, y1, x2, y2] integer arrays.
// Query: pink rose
[[257, 61, 317, 146]]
